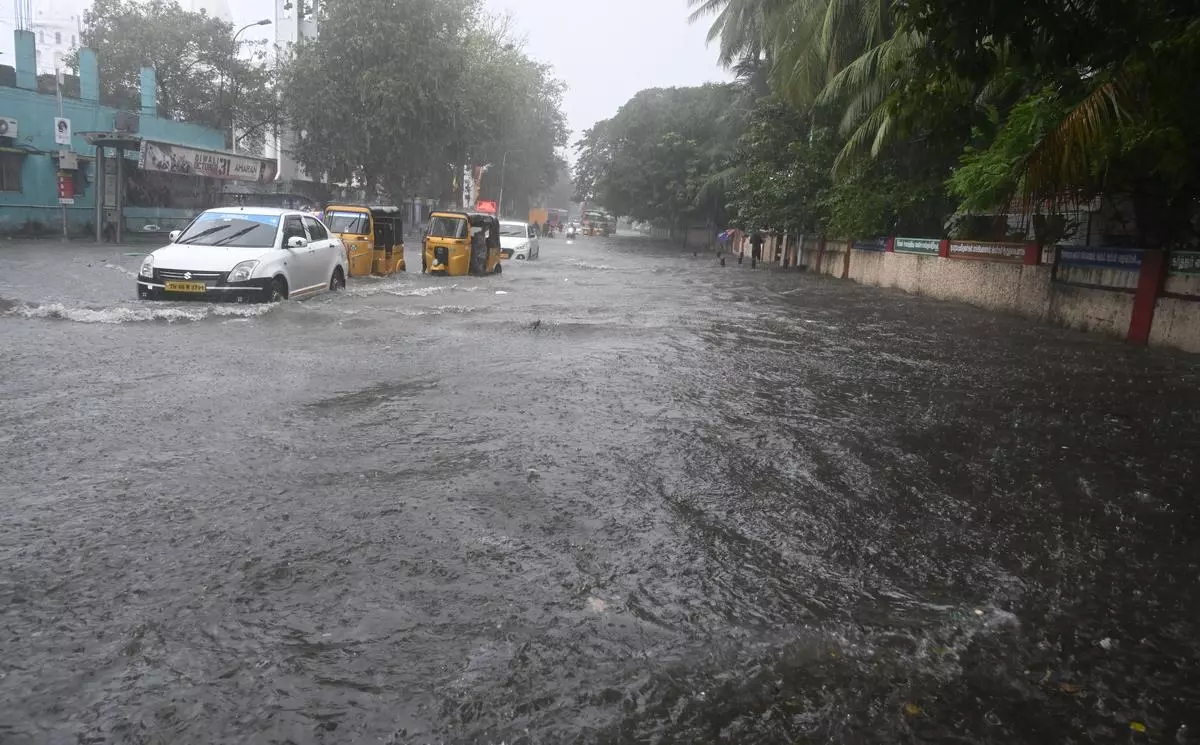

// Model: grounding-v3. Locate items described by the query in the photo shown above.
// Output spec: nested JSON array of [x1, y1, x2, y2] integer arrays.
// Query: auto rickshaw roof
[[432, 210, 498, 227], [325, 204, 401, 217]]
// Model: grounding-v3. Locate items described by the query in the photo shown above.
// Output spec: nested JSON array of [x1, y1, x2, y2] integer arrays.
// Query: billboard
[[138, 140, 278, 182]]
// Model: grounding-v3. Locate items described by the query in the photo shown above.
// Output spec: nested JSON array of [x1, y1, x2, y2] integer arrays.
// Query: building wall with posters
[[0, 29, 262, 237]]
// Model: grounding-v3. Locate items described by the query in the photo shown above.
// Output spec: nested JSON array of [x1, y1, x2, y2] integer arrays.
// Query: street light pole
[[498, 149, 522, 218], [227, 19, 272, 152]]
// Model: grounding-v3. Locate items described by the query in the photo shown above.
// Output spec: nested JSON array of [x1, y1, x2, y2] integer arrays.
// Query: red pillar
[[886, 237, 895, 253], [1128, 250, 1167, 345], [938, 239, 951, 258], [1023, 243, 1040, 265]]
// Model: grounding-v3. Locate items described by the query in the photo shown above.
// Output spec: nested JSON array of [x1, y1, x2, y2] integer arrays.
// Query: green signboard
[[1169, 250, 1200, 276], [894, 237, 940, 255]]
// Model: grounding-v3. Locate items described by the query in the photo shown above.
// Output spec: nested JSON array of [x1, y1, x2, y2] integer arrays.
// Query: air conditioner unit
[[114, 111, 139, 133], [0, 117, 17, 138]]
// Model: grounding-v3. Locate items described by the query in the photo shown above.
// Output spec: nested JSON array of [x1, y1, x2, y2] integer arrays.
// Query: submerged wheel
[[268, 276, 287, 303], [330, 266, 346, 291], [493, 261, 503, 275]]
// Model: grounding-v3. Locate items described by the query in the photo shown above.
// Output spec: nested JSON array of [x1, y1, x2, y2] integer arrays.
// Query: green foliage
[[279, 1, 566, 206], [573, 85, 739, 225], [948, 89, 1070, 213], [728, 98, 834, 231], [900, 0, 1200, 246], [690, 0, 1200, 246], [72, 0, 276, 151], [825, 153, 956, 237]]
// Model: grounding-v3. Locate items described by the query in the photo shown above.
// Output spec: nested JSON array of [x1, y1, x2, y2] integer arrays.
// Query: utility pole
[[55, 58, 66, 240], [227, 19, 272, 152]]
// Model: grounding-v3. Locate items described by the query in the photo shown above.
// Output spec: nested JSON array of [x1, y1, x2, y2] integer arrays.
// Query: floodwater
[[1, 235, 1198, 744]]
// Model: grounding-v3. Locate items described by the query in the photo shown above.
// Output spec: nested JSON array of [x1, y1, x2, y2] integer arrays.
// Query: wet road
[[1, 235, 1199, 744]]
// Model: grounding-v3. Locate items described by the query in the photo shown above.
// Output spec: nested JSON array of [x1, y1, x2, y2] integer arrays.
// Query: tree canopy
[[278, 0, 566, 208], [577, 0, 1200, 246], [573, 85, 740, 228]]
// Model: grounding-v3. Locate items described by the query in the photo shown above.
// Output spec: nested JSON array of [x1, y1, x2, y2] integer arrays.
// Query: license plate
[[164, 281, 206, 293]]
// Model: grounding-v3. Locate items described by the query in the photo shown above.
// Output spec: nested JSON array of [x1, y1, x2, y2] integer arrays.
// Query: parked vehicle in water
[[136, 207, 348, 303], [499, 220, 540, 260], [323, 204, 406, 277], [423, 211, 503, 276]]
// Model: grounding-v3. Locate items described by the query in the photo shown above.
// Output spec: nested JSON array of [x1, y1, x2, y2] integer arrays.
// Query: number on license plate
[[164, 281, 206, 293]]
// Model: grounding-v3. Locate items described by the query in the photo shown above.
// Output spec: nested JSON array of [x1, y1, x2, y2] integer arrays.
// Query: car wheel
[[494, 261, 503, 275], [330, 266, 346, 291], [268, 276, 287, 303]]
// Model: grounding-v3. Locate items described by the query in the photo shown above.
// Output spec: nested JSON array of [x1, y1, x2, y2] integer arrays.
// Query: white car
[[499, 220, 540, 261], [136, 207, 349, 303]]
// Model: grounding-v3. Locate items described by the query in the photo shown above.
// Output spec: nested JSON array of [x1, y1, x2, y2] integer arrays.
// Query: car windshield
[[428, 216, 468, 238], [177, 213, 280, 248], [499, 223, 527, 237], [325, 211, 370, 235]]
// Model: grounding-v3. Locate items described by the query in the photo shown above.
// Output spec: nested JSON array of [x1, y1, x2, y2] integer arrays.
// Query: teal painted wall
[[0, 48, 226, 236]]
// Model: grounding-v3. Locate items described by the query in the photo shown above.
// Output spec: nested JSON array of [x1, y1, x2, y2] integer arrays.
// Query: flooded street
[[2, 235, 1198, 744]]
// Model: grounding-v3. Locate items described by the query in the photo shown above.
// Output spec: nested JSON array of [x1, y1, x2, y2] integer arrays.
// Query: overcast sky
[[3, 0, 731, 145]]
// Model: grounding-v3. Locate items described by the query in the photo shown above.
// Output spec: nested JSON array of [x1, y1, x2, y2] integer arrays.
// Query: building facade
[[0, 29, 275, 237]]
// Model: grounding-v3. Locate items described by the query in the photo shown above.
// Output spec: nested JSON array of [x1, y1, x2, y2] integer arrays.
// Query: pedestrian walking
[[750, 230, 765, 262], [750, 230, 764, 268]]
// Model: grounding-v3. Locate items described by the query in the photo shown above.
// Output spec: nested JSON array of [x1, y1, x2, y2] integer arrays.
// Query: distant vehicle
[[528, 207, 569, 233], [500, 220, 541, 260], [136, 207, 348, 303], [566, 222, 578, 239], [582, 208, 615, 237]]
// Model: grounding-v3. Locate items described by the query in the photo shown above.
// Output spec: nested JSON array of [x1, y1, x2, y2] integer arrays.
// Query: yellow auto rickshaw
[[423, 211, 503, 276], [324, 204, 406, 277]]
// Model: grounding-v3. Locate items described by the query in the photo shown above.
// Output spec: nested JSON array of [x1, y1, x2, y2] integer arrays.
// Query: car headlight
[[139, 254, 154, 277], [227, 260, 259, 283]]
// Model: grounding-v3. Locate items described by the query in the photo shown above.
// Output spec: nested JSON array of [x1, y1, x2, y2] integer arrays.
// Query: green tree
[[73, 0, 277, 151], [279, 2, 565, 209], [901, 0, 1200, 246], [573, 85, 740, 229], [280, 0, 477, 200], [729, 97, 834, 233], [459, 20, 569, 216]]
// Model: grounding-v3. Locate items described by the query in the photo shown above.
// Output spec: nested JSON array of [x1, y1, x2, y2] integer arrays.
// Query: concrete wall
[[838, 249, 1154, 344], [814, 240, 848, 277], [1149, 298, 1200, 353]]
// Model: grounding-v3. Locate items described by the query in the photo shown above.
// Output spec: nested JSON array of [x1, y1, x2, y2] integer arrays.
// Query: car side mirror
[[287, 236, 308, 249], [169, 230, 181, 242]]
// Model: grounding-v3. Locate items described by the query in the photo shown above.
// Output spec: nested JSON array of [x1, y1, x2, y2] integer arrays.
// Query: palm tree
[[690, 0, 910, 176]]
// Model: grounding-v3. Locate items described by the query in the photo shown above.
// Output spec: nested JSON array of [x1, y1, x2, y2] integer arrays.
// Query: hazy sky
[[481, 0, 732, 141], [3, 0, 731, 144]]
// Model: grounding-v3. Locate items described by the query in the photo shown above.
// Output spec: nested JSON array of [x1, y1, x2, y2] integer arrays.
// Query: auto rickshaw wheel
[[493, 261, 503, 275]]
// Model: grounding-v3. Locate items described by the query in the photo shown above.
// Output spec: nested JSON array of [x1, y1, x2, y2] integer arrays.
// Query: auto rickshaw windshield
[[428, 216, 468, 238], [325, 211, 370, 234]]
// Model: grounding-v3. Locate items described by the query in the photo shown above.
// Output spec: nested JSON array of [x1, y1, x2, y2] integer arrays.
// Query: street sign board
[[54, 117, 71, 146], [57, 171, 74, 204]]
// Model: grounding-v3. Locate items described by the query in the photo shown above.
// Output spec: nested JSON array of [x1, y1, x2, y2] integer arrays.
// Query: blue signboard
[[1058, 246, 1143, 270]]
